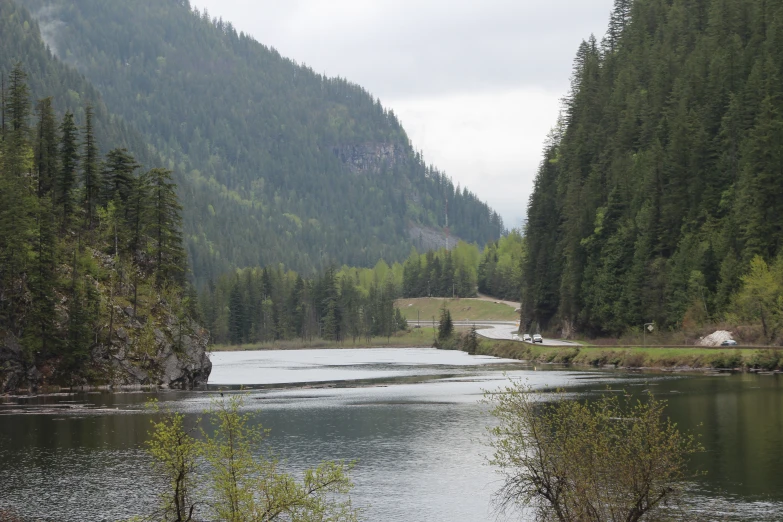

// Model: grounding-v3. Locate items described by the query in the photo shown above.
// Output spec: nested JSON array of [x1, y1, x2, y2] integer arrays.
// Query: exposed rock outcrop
[[1, 305, 211, 393], [0, 335, 38, 393], [92, 308, 212, 389], [331, 143, 406, 174], [408, 223, 461, 252]]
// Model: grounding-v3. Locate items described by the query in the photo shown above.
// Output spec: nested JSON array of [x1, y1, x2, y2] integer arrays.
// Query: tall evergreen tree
[[148, 168, 187, 287], [58, 111, 79, 227], [81, 104, 100, 229], [100, 148, 140, 209], [34, 97, 58, 198], [0, 64, 34, 336]]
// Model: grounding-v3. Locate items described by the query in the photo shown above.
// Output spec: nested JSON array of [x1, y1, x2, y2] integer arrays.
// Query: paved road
[[410, 320, 580, 347]]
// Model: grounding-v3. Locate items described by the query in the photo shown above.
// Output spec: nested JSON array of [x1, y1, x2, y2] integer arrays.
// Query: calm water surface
[[1, 348, 782, 521]]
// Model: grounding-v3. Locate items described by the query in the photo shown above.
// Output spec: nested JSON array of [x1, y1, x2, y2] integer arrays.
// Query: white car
[[532, 334, 543, 343], [522, 334, 532, 343]]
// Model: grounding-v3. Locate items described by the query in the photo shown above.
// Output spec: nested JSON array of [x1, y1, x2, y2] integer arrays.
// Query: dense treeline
[[402, 242, 481, 298], [0, 63, 191, 376], [477, 230, 525, 301], [398, 233, 525, 301], [523, 0, 783, 338], [23, 0, 504, 285], [204, 232, 527, 345], [202, 265, 406, 345], [204, 232, 527, 346]]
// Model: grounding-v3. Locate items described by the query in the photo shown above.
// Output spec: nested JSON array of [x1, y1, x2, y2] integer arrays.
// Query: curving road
[[410, 320, 580, 347]]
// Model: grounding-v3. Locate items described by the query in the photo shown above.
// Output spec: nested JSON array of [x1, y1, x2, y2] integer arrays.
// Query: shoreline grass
[[479, 340, 783, 371]]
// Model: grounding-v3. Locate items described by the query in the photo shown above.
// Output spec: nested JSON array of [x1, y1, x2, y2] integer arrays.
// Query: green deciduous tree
[[146, 395, 358, 522], [731, 255, 783, 342], [146, 401, 200, 522]]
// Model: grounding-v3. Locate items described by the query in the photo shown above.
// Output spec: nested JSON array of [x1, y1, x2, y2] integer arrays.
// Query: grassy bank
[[211, 327, 438, 351], [479, 340, 783, 371], [395, 297, 519, 322]]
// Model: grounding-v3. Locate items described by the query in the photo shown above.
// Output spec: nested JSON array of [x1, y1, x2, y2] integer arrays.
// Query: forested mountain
[[523, 0, 783, 337], [18, 0, 504, 285], [0, 1, 155, 166]]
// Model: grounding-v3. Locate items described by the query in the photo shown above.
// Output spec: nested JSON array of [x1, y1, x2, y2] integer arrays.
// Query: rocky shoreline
[[1, 308, 212, 394]]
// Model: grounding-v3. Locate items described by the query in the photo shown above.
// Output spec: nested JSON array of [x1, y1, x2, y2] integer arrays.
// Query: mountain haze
[[21, 0, 504, 285]]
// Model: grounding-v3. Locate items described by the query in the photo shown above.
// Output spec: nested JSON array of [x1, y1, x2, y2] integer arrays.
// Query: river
[[1, 348, 782, 521]]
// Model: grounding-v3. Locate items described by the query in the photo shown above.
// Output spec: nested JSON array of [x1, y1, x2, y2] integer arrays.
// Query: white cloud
[[390, 88, 561, 229]]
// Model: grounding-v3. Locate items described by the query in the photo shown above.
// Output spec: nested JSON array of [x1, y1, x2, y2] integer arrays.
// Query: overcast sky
[[196, 0, 615, 229]]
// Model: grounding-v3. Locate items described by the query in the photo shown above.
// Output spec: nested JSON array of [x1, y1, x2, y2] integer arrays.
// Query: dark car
[[720, 339, 738, 346]]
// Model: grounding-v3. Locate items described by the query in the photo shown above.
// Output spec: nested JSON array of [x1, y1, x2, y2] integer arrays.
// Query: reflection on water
[[1, 348, 782, 521]]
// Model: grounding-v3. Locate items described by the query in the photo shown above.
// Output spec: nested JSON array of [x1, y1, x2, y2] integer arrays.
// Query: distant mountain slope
[[0, 1, 153, 165], [523, 0, 783, 336], [23, 0, 504, 284]]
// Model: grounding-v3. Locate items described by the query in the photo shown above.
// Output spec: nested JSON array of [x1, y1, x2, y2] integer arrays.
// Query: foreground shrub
[[145, 396, 358, 522], [749, 349, 782, 370], [486, 381, 702, 522]]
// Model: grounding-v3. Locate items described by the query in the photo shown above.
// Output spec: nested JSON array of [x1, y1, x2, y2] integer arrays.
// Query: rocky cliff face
[[408, 223, 462, 252], [331, 143, 407, 174], [92, 306, 212, 389], [0, 304, 211, 393]]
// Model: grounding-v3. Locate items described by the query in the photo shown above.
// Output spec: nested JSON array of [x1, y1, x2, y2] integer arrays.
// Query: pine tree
[[127, 169, 150, 257], [437, 306, 454, 343], [148, 168, 187, 287], [25, 195, 59, 357], [228, 282, 245, 345], [81, 105, 100, 229], [100, 148, 140, 209], [34, 97, 58, 198], [58, 111, 79, 227], [322, 299, 338, 341], [0, 63, 34, 335], [23, 97, 61, 358], [464, 325, 479, 355]]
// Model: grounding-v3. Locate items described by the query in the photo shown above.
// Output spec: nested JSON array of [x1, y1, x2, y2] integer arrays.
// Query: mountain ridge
[[21, 0, 504, 285]]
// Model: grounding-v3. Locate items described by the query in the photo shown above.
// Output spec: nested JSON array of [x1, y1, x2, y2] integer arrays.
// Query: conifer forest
[[523, 0, 783, 340]]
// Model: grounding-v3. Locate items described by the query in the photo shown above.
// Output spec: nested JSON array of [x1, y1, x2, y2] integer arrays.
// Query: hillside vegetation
[[523, 0, 783, 341], [23, 0, 504, 284], [200, 234, 526, 346], [0, 60, 209, 390]]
